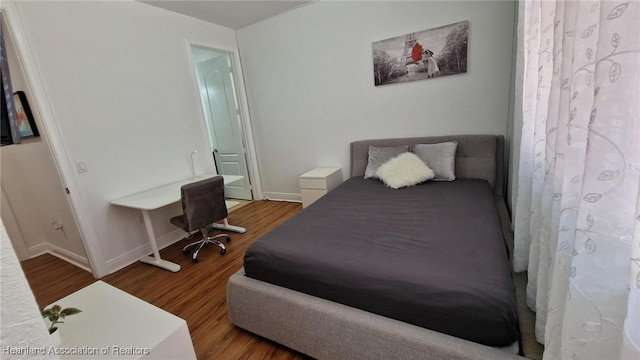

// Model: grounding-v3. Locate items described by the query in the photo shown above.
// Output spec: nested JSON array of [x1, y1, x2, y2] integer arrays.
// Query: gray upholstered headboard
[[350, 135, 505, 197]]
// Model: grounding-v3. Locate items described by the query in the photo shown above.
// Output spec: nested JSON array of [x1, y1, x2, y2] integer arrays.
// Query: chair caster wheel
[[183, 249, 190, 255], [192, 257, 198, 263], [220, 249, 226, 255]]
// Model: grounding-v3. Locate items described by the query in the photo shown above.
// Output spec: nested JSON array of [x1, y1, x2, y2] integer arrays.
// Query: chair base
[[182, 233, 230, 263]]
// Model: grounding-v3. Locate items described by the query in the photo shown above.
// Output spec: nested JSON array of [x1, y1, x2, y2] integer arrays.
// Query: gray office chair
[[170, 176, 230, 263]]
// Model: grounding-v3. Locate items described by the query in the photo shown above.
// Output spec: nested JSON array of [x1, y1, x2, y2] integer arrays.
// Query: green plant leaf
[[41, 309, 53, 318], [49, 327, 58, 334], [60, 308, 81, 317], [52, 305, 62, 313]]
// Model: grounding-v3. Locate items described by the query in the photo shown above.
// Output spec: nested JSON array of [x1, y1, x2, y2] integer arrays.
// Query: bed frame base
[[228, 269, 523, 360]]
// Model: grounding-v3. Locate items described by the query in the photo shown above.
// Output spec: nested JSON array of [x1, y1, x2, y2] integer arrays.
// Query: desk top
[[110, 174, 243, 211]]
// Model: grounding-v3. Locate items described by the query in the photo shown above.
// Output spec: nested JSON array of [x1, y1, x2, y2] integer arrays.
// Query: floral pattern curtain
[[513, 0, 640, 359]]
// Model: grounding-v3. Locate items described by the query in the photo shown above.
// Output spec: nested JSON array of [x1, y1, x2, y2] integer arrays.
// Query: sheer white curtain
[[512, 0, 640, 359]]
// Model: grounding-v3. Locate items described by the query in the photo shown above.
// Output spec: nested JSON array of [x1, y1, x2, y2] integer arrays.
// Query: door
[[195, 51, 252, 200]]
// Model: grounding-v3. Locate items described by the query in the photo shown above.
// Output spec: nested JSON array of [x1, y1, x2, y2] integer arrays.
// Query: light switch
[[76, 161, 88, 173]]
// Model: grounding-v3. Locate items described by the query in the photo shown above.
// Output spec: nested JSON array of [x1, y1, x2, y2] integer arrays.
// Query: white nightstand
[[299, 167, 343, 208]]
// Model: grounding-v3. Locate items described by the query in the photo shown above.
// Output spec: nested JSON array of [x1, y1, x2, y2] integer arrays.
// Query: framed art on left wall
[[13, 90, 39, 138]]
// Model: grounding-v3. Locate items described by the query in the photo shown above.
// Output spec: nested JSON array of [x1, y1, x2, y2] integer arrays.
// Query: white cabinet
[[299, 168, 342, 208], [46, 281, 196, 359]]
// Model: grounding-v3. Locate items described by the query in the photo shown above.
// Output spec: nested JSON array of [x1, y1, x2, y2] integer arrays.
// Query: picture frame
[[372, 20, 469, 86], [13, 90, 39, 138]]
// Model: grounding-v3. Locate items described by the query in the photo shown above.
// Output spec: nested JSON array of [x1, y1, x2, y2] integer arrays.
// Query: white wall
[[237, 1, 516, 200], [1, 9, 88, 268], [11, 0, 239, 274]]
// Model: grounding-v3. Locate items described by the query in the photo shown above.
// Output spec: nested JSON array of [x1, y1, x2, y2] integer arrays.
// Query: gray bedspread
[[244, 177, 519, 346]]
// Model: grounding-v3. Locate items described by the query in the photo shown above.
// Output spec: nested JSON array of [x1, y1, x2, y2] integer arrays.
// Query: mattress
[[244, 177, 519, 346]]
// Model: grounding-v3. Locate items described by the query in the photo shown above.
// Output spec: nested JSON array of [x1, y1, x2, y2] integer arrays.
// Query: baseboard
[[105, 229, 186, 275], [47, 244, 92, 273], [27, 243, 48, 258], [264, 192, 302, 203], [27, 243, 92, 273]]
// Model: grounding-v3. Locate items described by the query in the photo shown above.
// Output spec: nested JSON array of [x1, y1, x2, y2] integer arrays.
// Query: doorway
[[1, 9, 90, 272], [190, 46, 252, 201]]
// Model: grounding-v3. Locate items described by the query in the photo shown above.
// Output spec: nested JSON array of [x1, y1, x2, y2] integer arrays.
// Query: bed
[[227, 135, 524, 360]]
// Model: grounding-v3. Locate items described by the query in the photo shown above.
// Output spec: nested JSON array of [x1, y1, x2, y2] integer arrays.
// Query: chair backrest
[[180, 176, 228, 232]]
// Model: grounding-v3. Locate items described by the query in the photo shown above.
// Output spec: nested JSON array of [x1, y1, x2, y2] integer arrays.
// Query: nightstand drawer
[[300, 189, 328, 206], [299, 167, 342, 208], [299, 168, 342, 190]]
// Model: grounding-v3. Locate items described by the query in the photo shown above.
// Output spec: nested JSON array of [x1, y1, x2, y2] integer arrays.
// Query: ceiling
[[140, 0, 315, 30]]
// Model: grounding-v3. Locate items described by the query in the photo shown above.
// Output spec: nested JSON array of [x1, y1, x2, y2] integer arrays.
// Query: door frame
[[183, 37, 263, 200], [1, 4, 106, 277]]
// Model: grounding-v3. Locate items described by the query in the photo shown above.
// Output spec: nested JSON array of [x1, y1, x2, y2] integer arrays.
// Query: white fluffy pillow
[[376, 152, 435, 189]]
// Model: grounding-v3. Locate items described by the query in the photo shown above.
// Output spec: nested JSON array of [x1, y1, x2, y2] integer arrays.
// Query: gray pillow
[[413, 141, 458, 181], [364, 145, 409, 179]]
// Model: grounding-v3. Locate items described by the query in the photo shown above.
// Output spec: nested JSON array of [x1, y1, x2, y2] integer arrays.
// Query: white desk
[[110, 174, 246, 272], [48, 281, 196, 359]]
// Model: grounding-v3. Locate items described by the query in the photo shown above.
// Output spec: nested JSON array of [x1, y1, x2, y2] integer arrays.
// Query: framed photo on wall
[[372, 20, 469, 86], [13, 90, 39, 138]]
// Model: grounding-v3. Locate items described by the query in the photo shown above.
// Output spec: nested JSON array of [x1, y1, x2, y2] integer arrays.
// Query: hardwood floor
[[21, 200, 310, 360]]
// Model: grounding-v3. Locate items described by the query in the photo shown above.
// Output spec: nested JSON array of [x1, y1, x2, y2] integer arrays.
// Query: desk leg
[[211, 218, 246, 233], [139, 210, 181, 272]]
